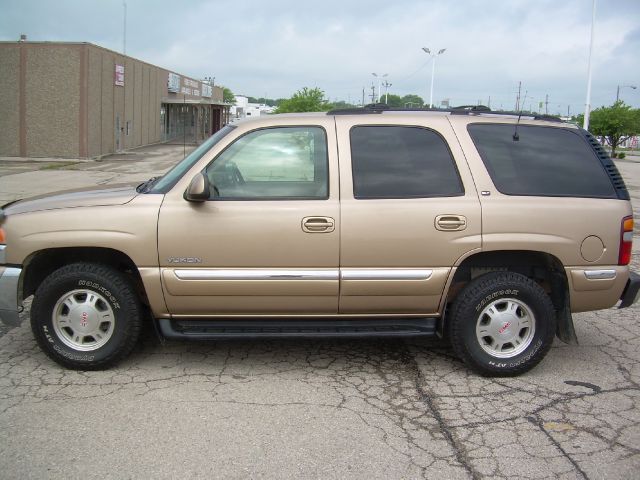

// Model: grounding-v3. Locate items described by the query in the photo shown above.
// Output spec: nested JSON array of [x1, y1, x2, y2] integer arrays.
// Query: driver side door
[[157, 121, 340, 317]]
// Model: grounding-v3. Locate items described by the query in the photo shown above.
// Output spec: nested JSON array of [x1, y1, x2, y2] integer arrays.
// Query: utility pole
[[362, 87, 365, 107], [370, 84, 376, 103], [515, 81, 522, 111], [545, 94, 549, 115], [372, 73, 388, 103], [487, 96, 491, 109]]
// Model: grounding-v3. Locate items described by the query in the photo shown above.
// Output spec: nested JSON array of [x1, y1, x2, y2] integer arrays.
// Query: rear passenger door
[[335, 115, 481, 315]]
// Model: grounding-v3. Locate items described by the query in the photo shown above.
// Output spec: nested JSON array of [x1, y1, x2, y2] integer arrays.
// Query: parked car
[[1, 105, 638, 375]]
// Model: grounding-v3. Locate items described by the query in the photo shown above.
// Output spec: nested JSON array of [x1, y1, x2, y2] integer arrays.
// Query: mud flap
[[556, 292, 578, 345], [550, 272, 578, 345]]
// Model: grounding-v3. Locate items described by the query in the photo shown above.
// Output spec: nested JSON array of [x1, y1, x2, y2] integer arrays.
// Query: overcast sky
[[1, 0, 639, 114]]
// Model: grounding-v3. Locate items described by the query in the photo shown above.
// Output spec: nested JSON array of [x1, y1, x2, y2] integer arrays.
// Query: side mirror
[[184, 173, 211, 202]]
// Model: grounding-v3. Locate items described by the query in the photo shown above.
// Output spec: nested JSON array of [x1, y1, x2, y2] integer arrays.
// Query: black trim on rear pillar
[[157, 318, 438, 339]]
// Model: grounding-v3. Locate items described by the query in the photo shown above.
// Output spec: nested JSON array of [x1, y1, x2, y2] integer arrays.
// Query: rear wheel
[[31, 263, 143, 370], [447, 272, 556, 376]]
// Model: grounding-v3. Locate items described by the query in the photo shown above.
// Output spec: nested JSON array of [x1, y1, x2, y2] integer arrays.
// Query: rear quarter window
[[467, 124, 617, 198]]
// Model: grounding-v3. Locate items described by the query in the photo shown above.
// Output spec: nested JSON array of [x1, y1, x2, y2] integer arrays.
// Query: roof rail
[[325, 104, 564, 122], [327, 103, 390, 115], [451, 105, 492, 112]]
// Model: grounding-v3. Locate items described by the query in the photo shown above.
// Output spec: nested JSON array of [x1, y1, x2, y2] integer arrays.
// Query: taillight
[[619, 216, 634, 265], [0, 227, 5, 244]]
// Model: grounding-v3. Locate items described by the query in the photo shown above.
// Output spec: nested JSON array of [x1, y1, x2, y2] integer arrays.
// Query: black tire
[[447, 272, 556, 376], [30, 263, 143, 370]]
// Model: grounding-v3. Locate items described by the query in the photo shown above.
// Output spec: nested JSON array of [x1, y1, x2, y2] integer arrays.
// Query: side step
[[157, 318, 438, 340]]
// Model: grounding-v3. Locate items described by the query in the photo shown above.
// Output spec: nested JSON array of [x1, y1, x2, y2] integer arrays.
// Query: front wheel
[[31, 263, 143, 370], [447, 272, 557, 376]]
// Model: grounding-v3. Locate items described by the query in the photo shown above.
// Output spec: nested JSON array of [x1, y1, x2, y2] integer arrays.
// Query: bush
[[618, 152, 626, 159]]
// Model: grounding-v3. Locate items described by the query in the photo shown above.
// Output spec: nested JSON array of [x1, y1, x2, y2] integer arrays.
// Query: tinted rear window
[[350, 126, 464, 199], [467, 124, 616, 198]]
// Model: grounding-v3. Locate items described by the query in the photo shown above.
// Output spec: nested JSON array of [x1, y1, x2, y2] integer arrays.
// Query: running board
[[157, 318, 438, 340]]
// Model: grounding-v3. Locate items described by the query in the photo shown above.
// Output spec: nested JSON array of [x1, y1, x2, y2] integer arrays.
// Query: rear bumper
[[0, 266, 22, 326], [619, 271, 640, 309]]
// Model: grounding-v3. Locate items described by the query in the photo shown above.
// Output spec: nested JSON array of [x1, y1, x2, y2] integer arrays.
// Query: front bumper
[[619, 271, 640, 308], [0, 266, 22, 326]]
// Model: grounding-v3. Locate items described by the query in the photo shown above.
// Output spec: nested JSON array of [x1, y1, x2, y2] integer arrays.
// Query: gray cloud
[[2, 0, 638, 112]]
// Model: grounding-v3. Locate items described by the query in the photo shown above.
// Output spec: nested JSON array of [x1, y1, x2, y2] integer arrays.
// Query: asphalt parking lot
[[0, 145, 639, 479]]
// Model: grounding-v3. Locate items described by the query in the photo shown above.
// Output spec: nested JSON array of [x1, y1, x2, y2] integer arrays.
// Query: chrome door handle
[[435, 215, 467, 231], [302, 216, 335, 233]]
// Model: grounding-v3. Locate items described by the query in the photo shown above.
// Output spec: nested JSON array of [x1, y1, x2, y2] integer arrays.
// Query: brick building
[[0, 41, 230, 158]]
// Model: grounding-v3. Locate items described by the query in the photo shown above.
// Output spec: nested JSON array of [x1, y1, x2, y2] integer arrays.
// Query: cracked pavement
[[0, 147, 639, 479]]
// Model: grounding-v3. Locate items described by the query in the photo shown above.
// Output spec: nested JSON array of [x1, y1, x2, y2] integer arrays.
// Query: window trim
[[349, 124, 465, 200], [467, 123, 618, 199], [205, 125, 331, 201]]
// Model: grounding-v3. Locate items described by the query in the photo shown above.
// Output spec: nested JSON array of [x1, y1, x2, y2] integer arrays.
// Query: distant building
[[230, 95, 275, 121], [0, 41, 231, 158]]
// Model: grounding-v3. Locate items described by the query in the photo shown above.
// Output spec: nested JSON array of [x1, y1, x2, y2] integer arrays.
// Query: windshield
[[150, 125, 236, 193]]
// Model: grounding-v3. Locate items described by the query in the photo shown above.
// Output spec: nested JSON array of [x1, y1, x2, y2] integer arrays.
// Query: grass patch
[[39, 162, 82, 170]]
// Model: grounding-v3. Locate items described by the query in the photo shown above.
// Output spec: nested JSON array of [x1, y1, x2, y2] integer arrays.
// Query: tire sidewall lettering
[[77, 279, 120, 309], [475, 289, 519, 312], [487, 339, 543, 369]]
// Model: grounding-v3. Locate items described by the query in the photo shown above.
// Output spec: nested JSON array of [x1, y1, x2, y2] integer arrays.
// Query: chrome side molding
[[341, 269, 433, 281], [173, 268, 434, 282], [174, 269, 339, 281]]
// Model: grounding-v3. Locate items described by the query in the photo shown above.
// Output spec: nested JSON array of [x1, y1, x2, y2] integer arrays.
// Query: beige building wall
[[25, 45, 80, 157], [87, 48, 102, 157], [0, 46, 20, 156], [0, 42, 229, 158]]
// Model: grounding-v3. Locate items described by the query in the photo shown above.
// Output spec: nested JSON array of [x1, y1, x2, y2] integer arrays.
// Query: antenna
[[513, 89, 527, 142]]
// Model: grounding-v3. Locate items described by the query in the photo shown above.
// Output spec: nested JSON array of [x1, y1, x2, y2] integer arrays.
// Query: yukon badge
[[167, 257, 203, 264]]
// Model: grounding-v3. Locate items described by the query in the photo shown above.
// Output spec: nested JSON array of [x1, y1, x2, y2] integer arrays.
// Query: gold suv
[[0, 106, 638, 375]]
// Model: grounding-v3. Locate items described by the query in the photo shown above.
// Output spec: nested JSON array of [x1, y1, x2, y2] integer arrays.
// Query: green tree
[[576, 101, 640, 156], [221, 86, 236, 104], [401, 94, 425, 108], [275, 87, 331, 113], [383, 94, 403, 107]]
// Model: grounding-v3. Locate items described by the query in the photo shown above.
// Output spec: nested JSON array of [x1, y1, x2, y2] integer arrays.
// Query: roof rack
[[326, 104, 563, 122]]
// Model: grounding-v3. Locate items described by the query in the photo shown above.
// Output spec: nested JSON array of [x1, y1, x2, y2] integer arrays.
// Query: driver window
[[206, 126, 328, 199]]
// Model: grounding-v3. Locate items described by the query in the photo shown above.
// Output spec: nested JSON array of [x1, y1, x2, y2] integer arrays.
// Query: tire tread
[[448, 271, 556, 376], [31, 262, 143, 370]]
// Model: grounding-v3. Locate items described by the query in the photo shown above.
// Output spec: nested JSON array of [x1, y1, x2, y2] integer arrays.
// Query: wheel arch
[[22, 247, 149, 306], [443, 249, 576, 344]]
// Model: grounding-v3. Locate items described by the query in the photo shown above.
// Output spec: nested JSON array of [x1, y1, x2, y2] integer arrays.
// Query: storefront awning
[[161, 97, 230, 106]]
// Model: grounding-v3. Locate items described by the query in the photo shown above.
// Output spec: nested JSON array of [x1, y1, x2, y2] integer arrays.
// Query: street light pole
[[123, 1, 127, 55], [372, 73, 388, 103], [382, 81, 392, 104], [616, 84, 637, 102], [422, 47, 446, 108], [583, 0, 596, 131]]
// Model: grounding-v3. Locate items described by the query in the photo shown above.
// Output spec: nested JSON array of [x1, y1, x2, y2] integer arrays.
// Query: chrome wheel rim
[[475, 298, 535, 358], [52, 289, 115, 351]]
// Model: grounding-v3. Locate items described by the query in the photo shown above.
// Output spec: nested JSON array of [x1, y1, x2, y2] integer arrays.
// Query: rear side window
[[468, 124, 617, 198], [350, 126, 464, 199]]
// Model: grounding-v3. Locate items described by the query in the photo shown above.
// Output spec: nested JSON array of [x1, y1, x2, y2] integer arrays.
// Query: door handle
[[435, 215, 467, 231], [302, 216, 335, 233]]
